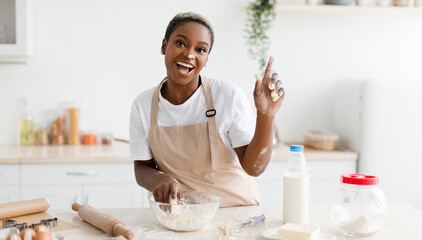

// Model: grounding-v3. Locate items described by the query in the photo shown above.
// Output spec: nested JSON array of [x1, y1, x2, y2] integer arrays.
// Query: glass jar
[[19, 98, 35, 146], [50, 110, 65, 146], [20, 116, 35, 146], [35, 122, 49, 146], [393, 0, 409, 6], [82, 129, 97, 145], [101, 132, 113, 145], [330, 174, 388, 237], [68, 107, 81, 145]]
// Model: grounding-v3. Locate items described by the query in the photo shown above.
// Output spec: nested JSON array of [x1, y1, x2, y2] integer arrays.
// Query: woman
[[130, 12, 284, 207]]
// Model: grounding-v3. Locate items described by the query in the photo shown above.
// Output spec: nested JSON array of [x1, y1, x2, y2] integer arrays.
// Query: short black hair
[[164, 12, 214, 52]]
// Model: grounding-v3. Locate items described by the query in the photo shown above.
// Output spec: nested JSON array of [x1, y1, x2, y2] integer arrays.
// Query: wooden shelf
[[275, 4, 422, 14]]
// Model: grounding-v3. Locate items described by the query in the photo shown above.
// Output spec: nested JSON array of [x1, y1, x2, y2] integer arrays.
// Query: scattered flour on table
[[129, 223, 176, 240]]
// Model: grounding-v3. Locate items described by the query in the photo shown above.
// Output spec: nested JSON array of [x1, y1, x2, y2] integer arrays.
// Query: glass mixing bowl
[[148, 190, 220, 231]]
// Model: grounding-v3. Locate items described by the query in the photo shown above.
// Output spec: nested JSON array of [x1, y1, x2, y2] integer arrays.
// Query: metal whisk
[[218, 214, 266, 239]]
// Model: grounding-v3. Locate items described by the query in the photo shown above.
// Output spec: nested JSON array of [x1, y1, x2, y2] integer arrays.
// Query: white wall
[[0, 0, 422, 146], [270, 12, 422, 141]]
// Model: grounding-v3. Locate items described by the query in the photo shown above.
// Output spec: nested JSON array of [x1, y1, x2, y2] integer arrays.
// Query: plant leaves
[[244, 0, 276, 71]]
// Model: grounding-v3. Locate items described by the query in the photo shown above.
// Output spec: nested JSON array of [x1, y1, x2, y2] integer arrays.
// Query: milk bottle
[[283, 145, 309, 225]]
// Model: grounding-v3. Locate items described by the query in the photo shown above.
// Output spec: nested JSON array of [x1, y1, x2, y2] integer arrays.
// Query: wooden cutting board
[[1, 212, 77, 232]]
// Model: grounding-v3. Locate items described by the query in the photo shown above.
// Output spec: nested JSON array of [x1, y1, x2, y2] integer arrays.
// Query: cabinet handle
[[66, 170, 98, 176]]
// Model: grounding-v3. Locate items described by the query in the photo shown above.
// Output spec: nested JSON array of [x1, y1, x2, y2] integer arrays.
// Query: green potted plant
[[244, 0, 276, 72]]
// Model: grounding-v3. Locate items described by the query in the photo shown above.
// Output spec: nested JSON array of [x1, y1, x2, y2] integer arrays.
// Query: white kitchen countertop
[[0, 142, 357, 164], [47, 203, 421, 240], [0, 142, 132, 164]]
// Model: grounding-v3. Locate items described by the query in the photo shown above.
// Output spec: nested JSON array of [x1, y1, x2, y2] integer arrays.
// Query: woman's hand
[[152, 176, 183, 204], [253, 56, 285, 117]]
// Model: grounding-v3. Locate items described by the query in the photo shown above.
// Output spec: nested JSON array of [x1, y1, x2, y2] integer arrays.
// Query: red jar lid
[[341, 174, 379, 185]]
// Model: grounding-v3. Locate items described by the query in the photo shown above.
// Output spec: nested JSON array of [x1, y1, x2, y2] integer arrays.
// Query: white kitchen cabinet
[[20, 185, 82, 209], [83, 184, 147, 208], [20, 163, 136, 185], [0, 164, 20, 184], [0, 164, 20, 203], [20, 163, 146, 209], [0, 186, 20, 203], [255, 159, 356, 206], [0, 0, 34, 61]]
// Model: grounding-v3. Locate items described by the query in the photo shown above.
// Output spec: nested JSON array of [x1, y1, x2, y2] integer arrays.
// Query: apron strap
[[150, 78, 167, 127], [201, 76, 220, 171]]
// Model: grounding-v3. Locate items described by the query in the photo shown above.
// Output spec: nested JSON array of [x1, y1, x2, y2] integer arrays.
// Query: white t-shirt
[[129, 77, 256, 161]]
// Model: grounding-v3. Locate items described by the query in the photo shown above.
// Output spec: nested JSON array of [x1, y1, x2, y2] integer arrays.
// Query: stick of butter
[[278, 223, 320, 240]]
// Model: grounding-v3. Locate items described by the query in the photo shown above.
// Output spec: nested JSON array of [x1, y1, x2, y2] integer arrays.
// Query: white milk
[[283, 173, 309, 225]]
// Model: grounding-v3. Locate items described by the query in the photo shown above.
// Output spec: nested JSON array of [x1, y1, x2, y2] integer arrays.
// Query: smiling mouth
[[176, 61, 194, 75]]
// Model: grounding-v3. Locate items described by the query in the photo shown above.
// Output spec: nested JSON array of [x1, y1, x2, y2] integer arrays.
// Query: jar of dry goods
[[101, 132, 113, 145], [50, 111, 65, 145], [35, 122, 49, 145], [330, 174, 388, 237], [393, 0, 409, 6]]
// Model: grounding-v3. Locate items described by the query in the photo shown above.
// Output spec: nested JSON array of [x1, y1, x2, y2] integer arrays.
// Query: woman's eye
[[197, 48, 206, 54], [176, 41, 185, 47]]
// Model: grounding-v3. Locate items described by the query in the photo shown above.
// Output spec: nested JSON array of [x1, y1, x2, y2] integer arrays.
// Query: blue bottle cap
[[290, 145, 304, 152]]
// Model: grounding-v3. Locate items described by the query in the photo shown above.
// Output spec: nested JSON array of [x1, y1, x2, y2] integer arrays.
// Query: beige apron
[[148, 76, 260, 207]]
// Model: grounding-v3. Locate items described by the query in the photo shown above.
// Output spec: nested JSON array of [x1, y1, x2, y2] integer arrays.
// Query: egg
[[33, 232, 50, 240], [20, 228, 36, 240], [6, 233, 22, 240], [33, 225, 49, 234]]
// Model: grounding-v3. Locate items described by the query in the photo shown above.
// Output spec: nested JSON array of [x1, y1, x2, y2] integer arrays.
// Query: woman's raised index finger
[[263, 56, 275, 85]]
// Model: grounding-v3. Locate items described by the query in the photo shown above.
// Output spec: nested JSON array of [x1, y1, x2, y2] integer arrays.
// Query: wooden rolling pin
[[0, 198, 49, 219], [72, 203, 134, 240]]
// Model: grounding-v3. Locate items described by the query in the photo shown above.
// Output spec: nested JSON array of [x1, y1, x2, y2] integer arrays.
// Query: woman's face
[[162, 22, 211, 86]]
